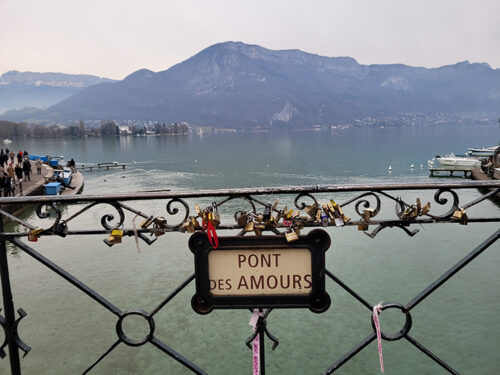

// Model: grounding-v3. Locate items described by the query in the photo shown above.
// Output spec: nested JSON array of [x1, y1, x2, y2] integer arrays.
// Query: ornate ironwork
[[0, 181, 498, 374]]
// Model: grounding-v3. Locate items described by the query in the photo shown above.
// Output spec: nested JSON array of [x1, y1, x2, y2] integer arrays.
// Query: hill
[[2, 42, 499, 127]]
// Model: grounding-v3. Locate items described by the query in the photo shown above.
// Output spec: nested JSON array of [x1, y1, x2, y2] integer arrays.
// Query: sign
[[189, 229, 331, 314]]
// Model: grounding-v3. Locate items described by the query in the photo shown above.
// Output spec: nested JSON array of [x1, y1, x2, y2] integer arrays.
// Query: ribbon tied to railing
[[372, 302, 384, 372], [249, 309, 263, 375]]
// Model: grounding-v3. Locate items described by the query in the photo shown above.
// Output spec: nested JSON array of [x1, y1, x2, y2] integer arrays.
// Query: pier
[[429, 167, 476, 178], [78, 162, 127, 171]]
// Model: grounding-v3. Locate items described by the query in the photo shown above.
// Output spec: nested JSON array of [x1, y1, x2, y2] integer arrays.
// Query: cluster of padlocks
[[180, 199, 354, 242]]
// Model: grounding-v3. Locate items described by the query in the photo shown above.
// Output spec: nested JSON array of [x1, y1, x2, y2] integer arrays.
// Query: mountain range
[[2, 42, 499, 127], [0, 71, 116, 115]]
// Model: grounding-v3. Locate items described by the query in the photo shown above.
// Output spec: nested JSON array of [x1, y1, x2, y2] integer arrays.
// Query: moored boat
[[436, 154, 481, 168], [468, 146, 498, 157]]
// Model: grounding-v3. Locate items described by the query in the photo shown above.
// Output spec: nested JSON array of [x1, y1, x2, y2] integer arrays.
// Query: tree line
[[0, 120, 189, 138]]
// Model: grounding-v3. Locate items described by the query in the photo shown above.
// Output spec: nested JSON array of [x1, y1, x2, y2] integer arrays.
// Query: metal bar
[[1, 217, 499, 238], [406, 228, 500, 311], [405, 335, 459, 375], [321, 333, 376, 375], [11, 238, 122, 317], [150, 336, 207, 375], [1, 181, 499, 205], [149, 274, 195, 317], [462, 188, 500, 209], [60, 202, 98, 224], [325, 269, 373, 311], [0, 215, 22, 375], [0, 208, 37, 230], [82, 339, 121, 375]]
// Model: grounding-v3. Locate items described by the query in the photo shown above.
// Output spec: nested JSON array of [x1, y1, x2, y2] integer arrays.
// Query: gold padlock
[[452, 208, 468, 225], [104, 228, 123, 246], [421, 202, 431, 216], [140, 216, 154, 229], [285, 229, 299, 242], [244, 221, 255, 232]]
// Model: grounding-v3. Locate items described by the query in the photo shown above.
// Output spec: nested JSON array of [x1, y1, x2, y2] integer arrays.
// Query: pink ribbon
[[372, 303, 384, 372], [249, 310, 263, 375], [132, 214, 141, 253]]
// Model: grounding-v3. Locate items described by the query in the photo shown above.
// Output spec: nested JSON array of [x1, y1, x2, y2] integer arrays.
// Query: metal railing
[[0, 180, 499, 374]]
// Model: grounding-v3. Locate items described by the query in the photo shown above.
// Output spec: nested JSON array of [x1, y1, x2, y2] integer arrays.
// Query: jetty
[[1, 160, 84, 219], [78, 162, 127, 172], [429, 167, 476, 178]]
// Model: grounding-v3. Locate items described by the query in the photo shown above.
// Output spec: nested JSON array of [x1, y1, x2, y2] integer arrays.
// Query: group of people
[[0, 149, 40, 197]]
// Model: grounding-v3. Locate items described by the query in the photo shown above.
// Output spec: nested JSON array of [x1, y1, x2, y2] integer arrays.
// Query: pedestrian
[[15, 163, 23, 183], [36, 159, 42, 175], [16, 151, 22, 164], [0, 149, 4, 167], [22, 158, 31, 182], [7, 163, 14, 181], [23, 150, 28, 157]]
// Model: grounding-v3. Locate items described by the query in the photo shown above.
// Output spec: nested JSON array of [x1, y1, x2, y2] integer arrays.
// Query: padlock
[[236, 211, 248, 227], [358, 221, 369, 231], [321, 214, 329, 227], [191, 216, 201, 229], [195, 204, 202, 217], [153, 217, 167, 237], [28, 227, 44, 242], [263, 204, 271, 222], [211, 203, 221, 227], [181, 220, 195, 233], [244, 221, 255, 232], [140, 216, 154, 229], [285, 229, 299, 242], [104, 227, 123, 246], [282, 218, 292, 227], [452, 208, 468, 225], [305, 203, 319, 219], [421, 202, 431, 215]]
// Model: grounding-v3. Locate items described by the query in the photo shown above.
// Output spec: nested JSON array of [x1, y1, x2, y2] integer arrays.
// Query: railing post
[[0, 212, 22, 375]]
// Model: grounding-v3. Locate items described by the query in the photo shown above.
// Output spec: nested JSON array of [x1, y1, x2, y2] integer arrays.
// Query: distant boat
[[3, 139, 12, 144], [468, 146, 498, 157]]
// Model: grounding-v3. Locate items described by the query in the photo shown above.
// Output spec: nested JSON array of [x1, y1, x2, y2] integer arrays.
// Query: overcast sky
[[1, 0, 499, 80]]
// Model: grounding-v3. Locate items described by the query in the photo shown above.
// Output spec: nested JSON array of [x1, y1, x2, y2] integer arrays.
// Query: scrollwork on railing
[[100, 202, 125, 230], [166, 198, 190, 227], [35, 202, 62, 232]]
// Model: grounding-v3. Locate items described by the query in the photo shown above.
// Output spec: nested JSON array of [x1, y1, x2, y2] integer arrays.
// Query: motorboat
[[468, 146, 498, 157], [436, 154, 481, 168]]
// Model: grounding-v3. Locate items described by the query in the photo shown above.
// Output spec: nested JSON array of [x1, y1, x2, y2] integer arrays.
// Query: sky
[[0, 0, 499, 80]]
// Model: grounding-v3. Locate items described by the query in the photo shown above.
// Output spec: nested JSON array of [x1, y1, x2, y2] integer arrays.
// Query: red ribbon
[[202, 218, 219, 249]]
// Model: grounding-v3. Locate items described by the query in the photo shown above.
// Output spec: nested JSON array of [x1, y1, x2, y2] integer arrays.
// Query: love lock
[[28, 227, 43, 242], [103, 227, 124, 247], [153, 217, 167, 237]]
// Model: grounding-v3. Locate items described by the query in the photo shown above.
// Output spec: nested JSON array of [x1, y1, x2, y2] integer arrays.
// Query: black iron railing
[[0, 181, 499, 374]]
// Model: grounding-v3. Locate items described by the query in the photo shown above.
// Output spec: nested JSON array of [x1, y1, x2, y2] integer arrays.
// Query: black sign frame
[[189, 229, 331, 314]]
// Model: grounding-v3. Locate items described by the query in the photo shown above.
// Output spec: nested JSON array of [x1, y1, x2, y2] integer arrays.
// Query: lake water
[[1, 124, 499, 374]]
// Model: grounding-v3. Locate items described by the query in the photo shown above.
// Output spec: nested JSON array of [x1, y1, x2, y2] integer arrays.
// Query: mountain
[[0, 71, 116, 114], [2, 42, 499, 127]]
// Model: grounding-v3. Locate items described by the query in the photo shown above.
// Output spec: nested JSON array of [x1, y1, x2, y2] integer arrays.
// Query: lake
[[1, 124, 499, 374]]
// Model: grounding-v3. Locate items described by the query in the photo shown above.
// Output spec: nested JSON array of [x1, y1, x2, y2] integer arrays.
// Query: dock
[[429, 167, 477, 178], [78, 162, 127, 172], [1, 161, 84, 220]]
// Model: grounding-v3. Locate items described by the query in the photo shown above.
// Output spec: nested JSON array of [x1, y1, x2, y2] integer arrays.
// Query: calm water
[[1, 125, 500, 374]]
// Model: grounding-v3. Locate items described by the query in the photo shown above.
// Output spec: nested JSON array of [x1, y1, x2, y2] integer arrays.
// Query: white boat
[[436, 154, 481, 168], [467, 146, 498, 157], [3, 139, 12, 144]]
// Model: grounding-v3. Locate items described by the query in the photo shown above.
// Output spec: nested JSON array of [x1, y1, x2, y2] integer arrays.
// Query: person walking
[[15, 163, 23, 183], [7, 163, 14, 181], [22, 158, 31, 181], [36, 158, 42, 174]]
